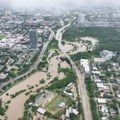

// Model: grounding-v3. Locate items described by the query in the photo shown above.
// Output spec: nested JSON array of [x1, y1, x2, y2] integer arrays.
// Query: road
[[0, 29, 55, 88], [73, 64, 93, 120], [56, 21, 93, 120]]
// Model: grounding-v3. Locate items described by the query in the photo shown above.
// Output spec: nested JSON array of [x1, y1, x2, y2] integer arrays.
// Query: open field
[[45, 95, 64, 114]]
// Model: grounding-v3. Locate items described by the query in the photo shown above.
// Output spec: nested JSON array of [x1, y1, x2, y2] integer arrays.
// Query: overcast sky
[[0, 0, 120, 9]]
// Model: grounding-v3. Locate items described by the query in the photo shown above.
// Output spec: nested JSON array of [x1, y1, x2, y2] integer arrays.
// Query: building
[[100, 50, 115, 61], [78, 13, 86, 26], [29, 30, 38, 49], [97, 98, 107, 104], [59, 102, 65, 108], [94, 58, 106, 63], [37, 107, 46, 115], [65, 107, 79, 119], [80, 59, 90, 74]]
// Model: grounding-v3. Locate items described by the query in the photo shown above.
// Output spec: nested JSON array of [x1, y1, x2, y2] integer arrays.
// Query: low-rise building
[[98, 98, 107, 104], [37, 107, 46, 115]]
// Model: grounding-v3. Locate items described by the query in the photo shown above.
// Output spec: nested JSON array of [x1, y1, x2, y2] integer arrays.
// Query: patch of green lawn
[[45, 95, 64, 114]]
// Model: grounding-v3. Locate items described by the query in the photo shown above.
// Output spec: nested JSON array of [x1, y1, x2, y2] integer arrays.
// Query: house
[[96, 83, 110, 93], [98, 98, 107, 104], [72, 109, 79, 115], [92, 71, 101, 75], [103, 85, 111, 93], [117, 94, 120, 98], [109, 108, 116, 117], [101, 116, 109, 120], [97, 83, 104, 88], [64, 91, 73, 97], [28, 102, 33, 106], [0, 73, 8, 79], [65, 107, 79, 119], [66, 109, 69, 118], [94, 79, 101, 83], [99, 104, 108, 114], [94, 58, 106, 63]]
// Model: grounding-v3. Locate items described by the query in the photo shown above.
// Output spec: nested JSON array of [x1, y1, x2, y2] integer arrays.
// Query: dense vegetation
[[48, 68, 76, 90], [85, 77, 99, 120], [85, 77, 95, 98], [49, 38, 58, 50], [70, 51, 94, 62], [63, 27, 120, 52], [70, 113, 79, 120], [0, 103, 5, 116], [90, 99, 99, 120]]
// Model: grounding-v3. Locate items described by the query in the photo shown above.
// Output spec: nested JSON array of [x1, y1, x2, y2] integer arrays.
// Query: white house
[[98, 98, 107, 104]]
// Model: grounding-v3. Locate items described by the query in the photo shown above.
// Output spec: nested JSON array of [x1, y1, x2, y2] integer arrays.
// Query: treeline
[[63, 27, 120, 52], [85, 77, 99, 120], [85, 77, 95, 98], [0, 103, 5, 116]]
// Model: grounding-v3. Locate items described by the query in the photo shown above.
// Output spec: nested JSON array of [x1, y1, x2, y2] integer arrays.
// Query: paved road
[[66, 54, 92, 120], [56, 21, 93, 120], [73, 64, 93, 120]]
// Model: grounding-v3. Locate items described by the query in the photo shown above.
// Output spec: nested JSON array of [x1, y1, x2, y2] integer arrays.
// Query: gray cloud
[[0, 0, 120, 9]]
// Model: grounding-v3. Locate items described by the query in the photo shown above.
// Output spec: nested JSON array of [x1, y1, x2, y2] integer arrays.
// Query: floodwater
[[0, 49, 70, 120], [0, 72, 47, 120], [59, 43, 74, 53], [1, 72, 47, 102], [0, 22, 98, 120], [58, 37, 98, 54], [81, 36, 98, 50]]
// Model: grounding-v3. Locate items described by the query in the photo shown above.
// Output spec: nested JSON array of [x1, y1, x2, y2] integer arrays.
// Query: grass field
[[45, 95, 64, 114]]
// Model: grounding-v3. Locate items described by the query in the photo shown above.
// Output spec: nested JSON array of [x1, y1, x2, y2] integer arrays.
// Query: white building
[[98, 98, 107, 104], [59, 102, 65, 108], [37, 107, 46, 115], [100, 50, 115, 61], [94, 58, 106, 63], [80, 59, 90, 74]]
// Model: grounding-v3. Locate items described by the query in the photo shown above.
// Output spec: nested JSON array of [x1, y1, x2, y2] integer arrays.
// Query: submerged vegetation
[[63, 27, 120, 52]]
